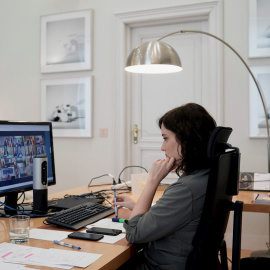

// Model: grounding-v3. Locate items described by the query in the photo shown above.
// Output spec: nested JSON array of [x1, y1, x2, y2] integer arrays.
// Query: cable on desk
[[88, 174, 116, 186], [85, 188, 131, 206], [17, 192, 25, 204], [118, 165, 148, 184], [0, 201, 53, 218]]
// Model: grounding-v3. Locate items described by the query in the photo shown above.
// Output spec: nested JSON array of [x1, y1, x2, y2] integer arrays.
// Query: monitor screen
[[0, 121, 56, 205]]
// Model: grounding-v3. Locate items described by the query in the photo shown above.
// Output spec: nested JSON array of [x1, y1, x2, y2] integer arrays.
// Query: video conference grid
[[0, 135, 46, 181]]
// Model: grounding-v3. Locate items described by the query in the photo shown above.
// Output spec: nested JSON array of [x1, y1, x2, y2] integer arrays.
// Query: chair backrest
[[185, 126, 242, 270]]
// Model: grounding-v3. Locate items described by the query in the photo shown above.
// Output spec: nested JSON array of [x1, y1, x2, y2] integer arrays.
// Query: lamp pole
[[157, 30, 270, 173]]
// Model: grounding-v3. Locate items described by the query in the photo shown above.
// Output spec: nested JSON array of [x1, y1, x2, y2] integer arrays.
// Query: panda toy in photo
[[51, 104, 77, 122]]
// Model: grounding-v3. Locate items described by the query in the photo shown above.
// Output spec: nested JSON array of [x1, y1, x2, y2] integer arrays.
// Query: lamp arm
[[158, 29, 270, 172]]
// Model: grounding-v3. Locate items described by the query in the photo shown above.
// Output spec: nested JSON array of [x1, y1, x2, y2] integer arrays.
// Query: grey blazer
[[123, 169, 209, 270]]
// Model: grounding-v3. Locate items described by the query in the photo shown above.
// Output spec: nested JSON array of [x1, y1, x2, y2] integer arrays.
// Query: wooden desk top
[[51, 185, 270, 213], [0, 185, 166, 270], [0, 185, 267, 269], [234, 190, 270, 213]]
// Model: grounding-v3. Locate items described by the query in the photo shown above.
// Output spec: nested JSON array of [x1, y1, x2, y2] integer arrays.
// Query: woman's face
[[161, 124, 182, 164]]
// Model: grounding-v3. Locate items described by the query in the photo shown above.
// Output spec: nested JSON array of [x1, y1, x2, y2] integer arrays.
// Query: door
[[130, 21, 213, 183], [113, 2, 223, 183]]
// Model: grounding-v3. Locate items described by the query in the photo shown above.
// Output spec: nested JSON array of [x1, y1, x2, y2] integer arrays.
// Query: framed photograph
[[249, 66, 270, 138], [249, 0, 270, 58], [41, 10, 93, 73], [239, 172, 254, 190], [41, 77, 92, 138], [239, 172, 270, 191]]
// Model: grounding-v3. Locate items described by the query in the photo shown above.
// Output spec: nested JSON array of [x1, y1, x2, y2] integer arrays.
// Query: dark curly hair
[[158, 103, 216, 175]]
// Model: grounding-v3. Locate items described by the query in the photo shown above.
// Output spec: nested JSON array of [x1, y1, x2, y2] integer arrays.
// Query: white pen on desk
[[114, 189, 118, 218], [53, 240, 81, 250]]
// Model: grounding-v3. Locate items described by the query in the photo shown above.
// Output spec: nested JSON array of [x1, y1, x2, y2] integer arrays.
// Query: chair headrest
[[207, 126, 233, 158]]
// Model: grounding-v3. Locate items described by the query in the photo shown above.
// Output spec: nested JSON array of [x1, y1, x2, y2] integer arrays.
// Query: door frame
[[112, 1, 223, 177]]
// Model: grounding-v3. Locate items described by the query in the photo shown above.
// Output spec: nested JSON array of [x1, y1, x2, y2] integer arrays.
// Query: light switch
[[99, 128, 108, 137]]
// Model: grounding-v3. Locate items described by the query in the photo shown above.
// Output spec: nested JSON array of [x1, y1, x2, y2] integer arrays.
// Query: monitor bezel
[[0, 121, 56, 198]]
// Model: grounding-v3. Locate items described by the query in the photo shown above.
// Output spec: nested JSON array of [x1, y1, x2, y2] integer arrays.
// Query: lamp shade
[[125, 40, 182, 74]]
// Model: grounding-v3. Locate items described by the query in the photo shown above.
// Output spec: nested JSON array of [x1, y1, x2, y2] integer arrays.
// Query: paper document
[[49, 249, 102, 268], [253, 173, 270, 190], [0, 242, 102, 269], [30, 229, 70, 241], [86, 218, 125, 231], [0, 261, 37, 269], [253, 193, 270, 204], [85, 218, 126, 244], [0, 243, 72, 269], [98, 234, 126, 244]]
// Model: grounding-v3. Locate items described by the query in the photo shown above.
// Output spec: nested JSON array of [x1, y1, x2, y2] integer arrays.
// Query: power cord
[[118, 165, 148, 183], [16, 192, 25, 204], [88, 174, 116, 186]]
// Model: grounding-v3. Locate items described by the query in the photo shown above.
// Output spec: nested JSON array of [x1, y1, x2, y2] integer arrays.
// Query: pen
[[114, 189, 118, 218], [53, 240, 81, 250]]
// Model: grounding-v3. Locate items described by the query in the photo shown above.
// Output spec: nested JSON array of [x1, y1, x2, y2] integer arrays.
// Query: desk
[[0, 185, 166, 270], [234, 190, 270, 213], [0, 186, 266, 269], [233, 190, 270, 258]]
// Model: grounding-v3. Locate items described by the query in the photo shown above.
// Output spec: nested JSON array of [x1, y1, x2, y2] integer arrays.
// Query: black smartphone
[[86, 227, 122, 236], [68, 232, 104, 241]]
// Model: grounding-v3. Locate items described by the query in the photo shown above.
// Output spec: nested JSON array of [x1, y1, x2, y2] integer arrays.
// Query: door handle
[[133, 124, 138, 144]]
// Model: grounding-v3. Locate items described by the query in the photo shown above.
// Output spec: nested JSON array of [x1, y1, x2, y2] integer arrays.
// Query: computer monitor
[[0, 121, 56, 214]]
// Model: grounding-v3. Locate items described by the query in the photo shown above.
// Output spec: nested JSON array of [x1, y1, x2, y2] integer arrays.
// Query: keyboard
[[45, 202, 115, 230]]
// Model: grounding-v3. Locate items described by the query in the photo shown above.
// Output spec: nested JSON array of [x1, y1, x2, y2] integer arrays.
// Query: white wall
[[224, 0, 270, 252], [224, 0, 270, 173], [0, 0, 269, 251]]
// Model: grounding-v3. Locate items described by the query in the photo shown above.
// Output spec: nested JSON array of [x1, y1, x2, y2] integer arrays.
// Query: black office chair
[[185, 126, 243, 270]]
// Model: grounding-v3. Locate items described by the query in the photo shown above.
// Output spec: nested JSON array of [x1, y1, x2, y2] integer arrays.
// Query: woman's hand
[[148, 157, 176, 185], [113, 194, 136, 210], [128, 157, 176, 219]]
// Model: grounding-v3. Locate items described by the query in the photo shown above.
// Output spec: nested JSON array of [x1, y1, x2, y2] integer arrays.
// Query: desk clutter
[[0, 186, 130, 269], [239, 172, 270, 191], [0, 190, 108, 218], [0, 242, 102, 269], [1, 218, 126, 269], [253, 193, 270, 204]]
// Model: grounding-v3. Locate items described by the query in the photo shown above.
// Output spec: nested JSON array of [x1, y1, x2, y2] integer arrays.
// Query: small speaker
[[33, 156, 48, 214]]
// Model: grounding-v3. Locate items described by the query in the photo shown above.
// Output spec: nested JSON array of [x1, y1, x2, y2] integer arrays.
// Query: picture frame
[[41, 77, 92, 138], [239, 172, 270, 191], [249, 0, 270, 58], [40, 10, 93, 73], [249, 66, 270, 138]]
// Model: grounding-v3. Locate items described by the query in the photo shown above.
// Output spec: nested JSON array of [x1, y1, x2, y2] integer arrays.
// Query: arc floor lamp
[[125, 29, 270, 172], [125, 30, 270, 256]]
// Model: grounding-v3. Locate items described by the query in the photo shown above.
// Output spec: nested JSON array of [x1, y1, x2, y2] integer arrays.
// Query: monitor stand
[[2, 192, 19, 216], [0, 192, 48, 217], [0, 193, 33, 216]]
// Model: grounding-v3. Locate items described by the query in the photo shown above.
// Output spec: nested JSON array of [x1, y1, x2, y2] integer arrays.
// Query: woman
[[114, 103, 217, 270]]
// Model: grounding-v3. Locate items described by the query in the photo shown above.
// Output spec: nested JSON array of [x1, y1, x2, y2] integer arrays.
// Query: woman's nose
[[161, 142, 165, 151]]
